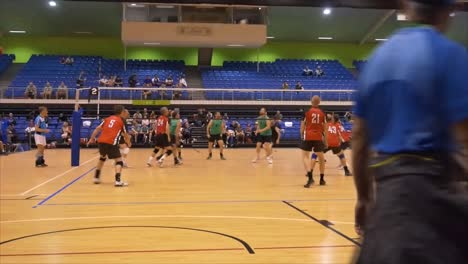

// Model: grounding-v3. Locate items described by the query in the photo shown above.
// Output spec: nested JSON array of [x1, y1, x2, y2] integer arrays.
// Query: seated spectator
[[0, 140, 6, 155], [128, 74, 138, 87], [64, 56, 74, 66], [303, 66, 313, 76], [60, 57, 66, 64], [140, 123, 150, 143], [274, 110, 283, 120], [7, 113, 17, 126], [178, 75, 188, 88], [107, 75, 116, 87], [315, 65, 324, 77], [143, 108, 148, 117], [58, 113, 68, 123], [24, 82, 37, 99], [7, 124, 17, 144], [61, 121, 72, 144], [143, 76, 153, 99], [76, 71, 86, 88], [24, 120, 35, 135], [282, 81, 289, 90], [141, 115, 150, 126], [235, 125, 245, 144], [42, 81, 53, 99], [165, 75, 174, 87], [57, 82, 69, 99], [244, 123, 253, 144], [151, 75, 160, 87], [114, 75, 123, 87], [295, 81, 304, 90], [99, 75, 109, 86], [129, 122, 139, 143], [133, 111, 142, 124]]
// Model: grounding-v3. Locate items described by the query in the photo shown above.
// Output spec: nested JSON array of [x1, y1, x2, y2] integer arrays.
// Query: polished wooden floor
[[0, 148, 360, 264]]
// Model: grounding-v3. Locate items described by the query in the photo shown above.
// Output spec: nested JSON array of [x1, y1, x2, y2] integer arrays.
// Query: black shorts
[[155, 134, 170, 148], [272, 131, 279, 143], [341, 141, 351, 150], [257, 135, 272, 144], [300, 140, 325, 152], [325, 146, 342, 155], [98, 143, 121, 159], [208, 134, 222, 142]]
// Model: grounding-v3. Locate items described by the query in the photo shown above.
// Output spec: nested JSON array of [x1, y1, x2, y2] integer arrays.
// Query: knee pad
[[115, 161, 124, 167], [99, 157, 107, 162], [153, 148, 159, 154], [166, 150, 173, 156], [311, 153, 318, 160], [338, 154, 345, 160], [122, 147, 130, 155]]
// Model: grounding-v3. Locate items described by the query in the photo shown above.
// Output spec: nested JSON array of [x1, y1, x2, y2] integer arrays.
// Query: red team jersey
[[339, 124, 351, 142], [155, 116, 169, 135], [98, 115, 126, 145], [327, 122, 342, 147], [304, 107, 326, 141]]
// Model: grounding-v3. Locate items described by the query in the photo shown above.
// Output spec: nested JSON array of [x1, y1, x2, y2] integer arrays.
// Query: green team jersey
[[257, 115, 272, 136], [210, 119, 223, 135], [170, 119, 179, 135]]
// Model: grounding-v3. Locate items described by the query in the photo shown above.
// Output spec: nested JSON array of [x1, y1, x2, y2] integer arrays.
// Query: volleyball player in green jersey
[[169, 111, 182, 165], [206, 112, 226, 160], [252, 108, 273, 164]]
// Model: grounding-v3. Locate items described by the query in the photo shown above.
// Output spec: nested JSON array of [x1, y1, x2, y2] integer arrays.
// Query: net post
[[71, 90, 82, 167]]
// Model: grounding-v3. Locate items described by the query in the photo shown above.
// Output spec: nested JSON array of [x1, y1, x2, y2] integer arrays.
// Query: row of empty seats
[[0, 54, 15, 75]]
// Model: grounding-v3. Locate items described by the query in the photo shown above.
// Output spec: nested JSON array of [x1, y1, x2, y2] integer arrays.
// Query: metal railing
[[4, 86, 356, 102]]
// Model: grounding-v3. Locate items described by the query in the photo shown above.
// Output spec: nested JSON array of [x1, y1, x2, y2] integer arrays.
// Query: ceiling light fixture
[[157, 5, 175, 9], [9, 30, 26, 34], [323, 8, 331, 15], [48, 1, 57, 7], [130, 3, 137, 6], [266, 36, 275, 39], [318, 37, 333, 40], [74, 31, 93, 34], [227, 44, 245, 47], [449, 12, 455, 17], [144, 42, 160, 45], [375, 38, 388, 42]]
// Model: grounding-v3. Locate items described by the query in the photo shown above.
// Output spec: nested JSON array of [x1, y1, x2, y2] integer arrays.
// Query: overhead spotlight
[[48, 1, 57, 7], [450, 12, 455, 17], [323, 8, 331, 15], [258, 7, 262, 10]]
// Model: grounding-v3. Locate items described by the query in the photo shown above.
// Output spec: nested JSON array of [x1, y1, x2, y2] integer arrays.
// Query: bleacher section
[[0, 54, 15, 75], [202, 59, 357, 101], [5, 55, 186, 99], [353, 60, 367, 73]]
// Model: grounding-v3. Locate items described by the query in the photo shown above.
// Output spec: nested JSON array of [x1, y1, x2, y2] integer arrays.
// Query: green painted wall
[[0, 36, 376, 67], [212, 42, 376, 68], [0, 36, 199, 65]]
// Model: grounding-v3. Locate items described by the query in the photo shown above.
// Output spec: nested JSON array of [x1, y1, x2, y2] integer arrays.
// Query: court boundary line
[[40, 198, 354, 207], [0, 214, 311, 224], [282, 201, 361, 247], [32, 167, 96, 208], [0, 225, 256, 254], [0, 244, 356, 257], [20, 156, 98, 196]]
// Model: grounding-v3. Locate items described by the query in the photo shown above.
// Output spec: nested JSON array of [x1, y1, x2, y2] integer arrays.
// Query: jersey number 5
[[108, 120, 116, 128]]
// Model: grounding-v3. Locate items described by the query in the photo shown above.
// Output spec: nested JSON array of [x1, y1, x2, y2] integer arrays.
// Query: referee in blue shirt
[[352, 0, 468, 263]]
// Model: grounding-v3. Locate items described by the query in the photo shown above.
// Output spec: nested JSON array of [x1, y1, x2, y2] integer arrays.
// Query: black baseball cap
[[411, 0, 456, 5]]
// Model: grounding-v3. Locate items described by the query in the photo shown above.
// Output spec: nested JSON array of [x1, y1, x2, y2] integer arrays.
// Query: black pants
[[357, 156, 468, 264]]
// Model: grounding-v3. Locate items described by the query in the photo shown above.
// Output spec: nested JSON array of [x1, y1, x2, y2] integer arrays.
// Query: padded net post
[[71, 90, 83, 167]]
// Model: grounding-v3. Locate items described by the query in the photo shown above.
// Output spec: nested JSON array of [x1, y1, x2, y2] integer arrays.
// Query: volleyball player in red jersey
[[311, 114, 352, 176], [147, 107, 175, 167], [300, 96, 328, 188], [88, 105, 131, 187]]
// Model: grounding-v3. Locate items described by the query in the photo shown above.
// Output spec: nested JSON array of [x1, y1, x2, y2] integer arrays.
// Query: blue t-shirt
[[34, 115, 48, 135], [354, 26, 468, 154]]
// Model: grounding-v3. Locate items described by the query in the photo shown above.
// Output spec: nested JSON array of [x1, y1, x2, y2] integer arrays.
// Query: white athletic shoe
[[123, 162, 129, 168], [114, 181, 129, 187], [93, 178, 101, 184], [252, 158, 259, 163], [158, 159, 164, 168], [266, 157, 273, 164]]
